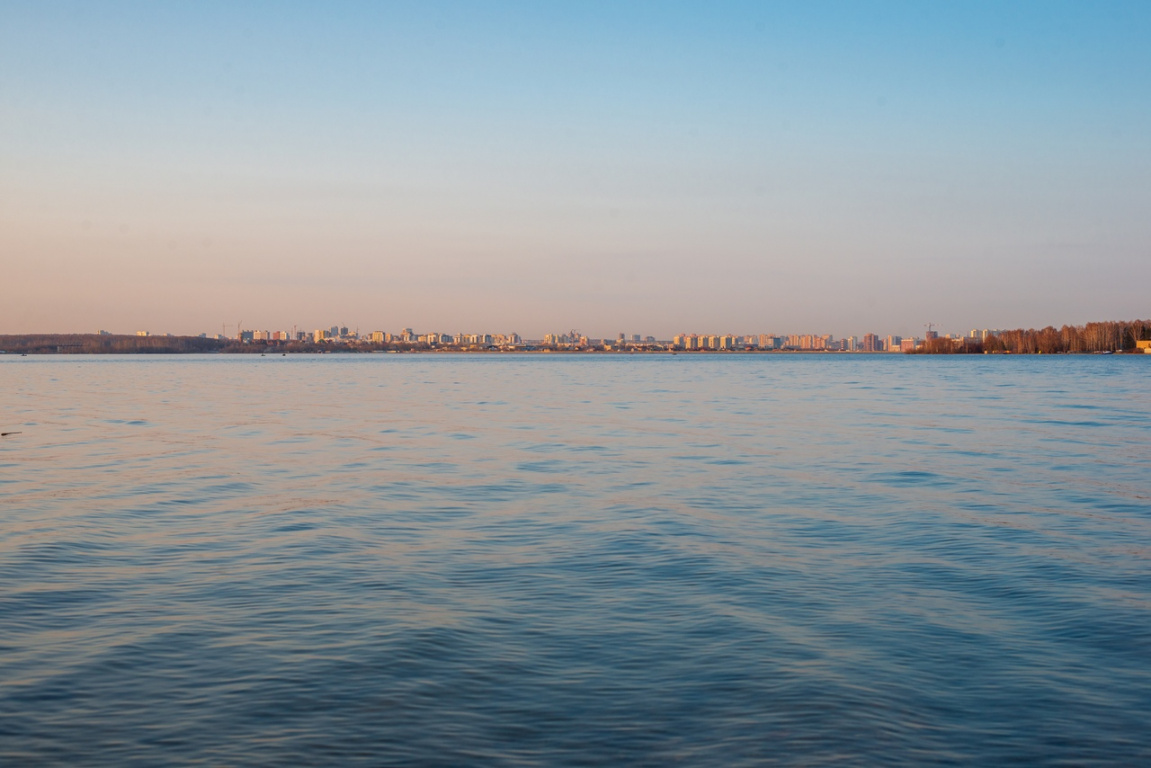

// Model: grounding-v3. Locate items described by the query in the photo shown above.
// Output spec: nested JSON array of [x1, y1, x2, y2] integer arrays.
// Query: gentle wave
[[1, 354, 1149, 766]]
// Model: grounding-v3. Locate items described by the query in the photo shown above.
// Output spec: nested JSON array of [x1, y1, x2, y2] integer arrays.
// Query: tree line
[[0, 334, 227, 354], [911, 320, 1151, 354]]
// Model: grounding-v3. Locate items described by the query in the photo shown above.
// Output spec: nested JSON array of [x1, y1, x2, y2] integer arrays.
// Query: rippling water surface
[[2, 354, 1149, 766]]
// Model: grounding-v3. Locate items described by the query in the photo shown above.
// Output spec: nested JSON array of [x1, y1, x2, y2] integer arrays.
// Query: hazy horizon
[[4, 1, 1149, 339]]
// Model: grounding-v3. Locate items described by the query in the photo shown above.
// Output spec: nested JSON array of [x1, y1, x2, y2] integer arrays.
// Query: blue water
[[1, 354, 1149, 766]]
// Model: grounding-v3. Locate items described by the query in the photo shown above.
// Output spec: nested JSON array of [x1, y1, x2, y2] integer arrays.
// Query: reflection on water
[[1, 354, 1149, 766]]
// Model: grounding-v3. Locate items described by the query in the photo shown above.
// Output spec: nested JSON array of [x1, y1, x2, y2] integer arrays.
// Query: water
[[1, 354, 1149, 766]]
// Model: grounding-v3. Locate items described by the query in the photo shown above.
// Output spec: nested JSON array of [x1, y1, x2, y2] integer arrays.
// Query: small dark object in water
[[1, 431, 22, 437]]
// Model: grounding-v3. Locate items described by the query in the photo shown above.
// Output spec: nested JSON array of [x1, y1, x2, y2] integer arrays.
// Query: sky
[[2, 1, 1149, 339]]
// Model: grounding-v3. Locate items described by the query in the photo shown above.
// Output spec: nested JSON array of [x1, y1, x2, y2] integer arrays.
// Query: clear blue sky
[[3, 1, 1148, 337]]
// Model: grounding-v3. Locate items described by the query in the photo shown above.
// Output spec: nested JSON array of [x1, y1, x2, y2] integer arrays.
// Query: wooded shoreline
[[909, 320, 1151, 354]]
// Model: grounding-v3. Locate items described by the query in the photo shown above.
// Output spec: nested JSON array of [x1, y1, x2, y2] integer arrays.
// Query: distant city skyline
[[95, 323, 1000, 354], [3, 319, 1146, 355], [72, 320, 1008, 344], [3, 2, 1149, 337]]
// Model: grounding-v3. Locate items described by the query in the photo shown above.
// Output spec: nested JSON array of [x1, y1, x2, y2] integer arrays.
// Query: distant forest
[[913, 320, 1151, 354], [0, 334, 227, 354]]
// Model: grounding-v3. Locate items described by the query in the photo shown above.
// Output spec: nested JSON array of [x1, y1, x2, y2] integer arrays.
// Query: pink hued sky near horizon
[[3, 2, 1149, 339]]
